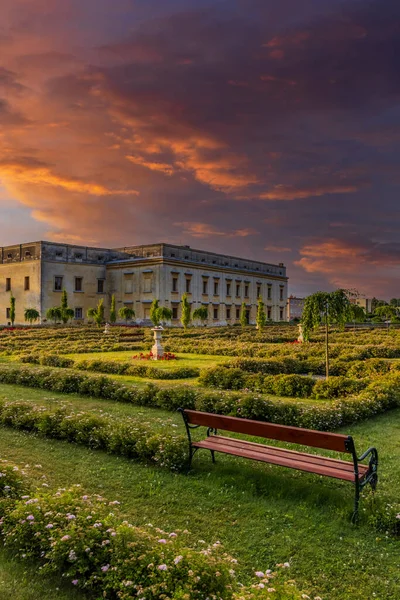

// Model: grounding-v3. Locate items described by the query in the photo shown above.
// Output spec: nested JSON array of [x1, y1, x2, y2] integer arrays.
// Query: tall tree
[[193, 305, 209, 326], [240, 302, 248, 327], [256, 298, 266, 330], [24, 308, 40, 325], [10, 294, 16, 326], [87, 299, 105, 327], [118, 306, 135, 324], [150, 299, 160, 326], [60, 289, 73, 324], [109, 295, 117, 324], [301, 289, 350, 379], [180, 293, 191, 330]]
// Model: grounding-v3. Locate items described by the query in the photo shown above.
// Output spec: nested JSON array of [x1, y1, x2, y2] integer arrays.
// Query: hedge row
[[0, 401, 187, 470], [1, 364, 400, 432], [20, 353, 200, 380], [0, 462, 309, 599]]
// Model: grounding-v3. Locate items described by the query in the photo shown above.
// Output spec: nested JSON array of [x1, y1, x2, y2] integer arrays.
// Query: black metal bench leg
[[352, 480, 360, 524], [210, 450, 216, 464]]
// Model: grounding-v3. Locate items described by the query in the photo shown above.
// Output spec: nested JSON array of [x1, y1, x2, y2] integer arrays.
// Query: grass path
[[0, 393, 398, 599]]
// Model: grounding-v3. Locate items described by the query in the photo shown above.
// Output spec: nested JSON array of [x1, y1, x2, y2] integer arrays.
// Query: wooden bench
[[178, 409, 378, 522]]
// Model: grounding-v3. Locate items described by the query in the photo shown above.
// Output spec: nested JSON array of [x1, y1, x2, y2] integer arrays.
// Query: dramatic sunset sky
[[1, 0, 399, 297]]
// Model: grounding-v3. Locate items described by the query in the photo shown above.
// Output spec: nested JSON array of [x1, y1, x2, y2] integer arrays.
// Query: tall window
[[236, 283, 240, 297], [74, 277, 83, 292], [213, 306, 219, 319], [267, 284, 272, 300], [226, 283, 231, 296], [5, 278, 11, 292], [214, 280, 219, 295], [54, 276, 63, 291], [24, 276, 30, 291], [236, 307, 240, 319], [6, 308, 10, 320], [172, 306, 178, 319], [144, 276, 152, 293], [280, 286, 284, 301], [97, 279, 105, 293], [75, 307, 83, 319], [226, 307, 231, 320], [203, 280, 208, 294], [257, 285, 261, 298], [186, 278, 191, 293], [267, 307, 271, 320], [244, 284, 249, 297], [172, 277, 178, 292], [280, 308, 284, 320]]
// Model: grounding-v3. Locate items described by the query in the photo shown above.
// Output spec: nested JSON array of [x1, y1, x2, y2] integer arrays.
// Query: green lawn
[[0, 382, 399, 599], [66, 351, 230, 370]]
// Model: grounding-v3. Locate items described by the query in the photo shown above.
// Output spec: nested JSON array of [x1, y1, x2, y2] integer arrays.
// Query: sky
[[0, 0, 400, 298]]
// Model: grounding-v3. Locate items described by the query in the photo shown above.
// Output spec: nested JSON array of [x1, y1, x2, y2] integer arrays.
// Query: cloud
[[265, 245, 291, 252], [175, 222, 259, 238], [257, 184, 360, 201]]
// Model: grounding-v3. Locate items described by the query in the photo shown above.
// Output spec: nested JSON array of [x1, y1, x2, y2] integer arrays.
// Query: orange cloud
[[257, 184, 360, 200], [176, 222, 258, 238], [126, 155, 174, 175]]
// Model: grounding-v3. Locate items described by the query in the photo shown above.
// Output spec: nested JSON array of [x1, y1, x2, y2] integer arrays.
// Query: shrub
[[312, 376, 367, 399], [199, 367, 246, 390]]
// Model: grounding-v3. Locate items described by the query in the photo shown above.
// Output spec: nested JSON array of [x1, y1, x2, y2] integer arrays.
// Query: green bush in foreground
[[0, 460, 314, 599]]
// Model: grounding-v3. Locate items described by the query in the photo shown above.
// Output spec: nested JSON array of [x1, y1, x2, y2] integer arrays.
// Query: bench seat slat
[[193, 437, 365, 481], [207, 435, 368, 474]]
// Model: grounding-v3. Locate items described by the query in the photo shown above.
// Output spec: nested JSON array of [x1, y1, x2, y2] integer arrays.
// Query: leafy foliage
[[24, 308, 40, 325], [301, 289, 351, 341], [256, 298, 266, 329], [109, 294, 116, 324], [118, 306, 135, 323], [193, 305, 209, 323], [240, 302, 248, 327], [9, 294, 16, 326], [180, 293, 191, 330], [87, 299, 105, 327], [45, 307, 62, 324]]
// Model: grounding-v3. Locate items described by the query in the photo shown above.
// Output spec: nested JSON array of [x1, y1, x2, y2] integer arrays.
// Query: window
[[280, 286, 284, 301], [236, 307, 240, 319], [280, 308, 284, 320], [186, 278, 191, 293], [172, 306, 178, 319], [24, 276, 30, 291], [257, 285, 261, 298], [75, 253, 83, 260], [75, 307, 83, 319], [25, 251, 31, 258], [236, 283, 240, 297], [244, 284, 249, 297], [226, 308, 231, 320], [6, 308, 10, 320], [97, 279, 105, 293], [202, 280, 208, 294], [214, 280, 219, 295], [98, 255, 104, 261], [226, 283, 231, 296], [144, 276, 152, 293], [171, 253, 176, 257], [74, 277, 83, 292], [5, 278, 11, 292], [54, 276, 63, 291], [185, 255, 189, 259], [213, 306, 219, 320], [172, 277, 178, 292], [7, 253, 12, 260], [267, 284, 272, 300], [267, 307, 271, 320], [55, 251, 63, 260], [124, 277, 133, 294]]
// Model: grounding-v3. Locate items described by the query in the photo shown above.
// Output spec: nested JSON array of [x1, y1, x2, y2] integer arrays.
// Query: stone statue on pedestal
[[151, 326, 164, 360], [297, 323, 304, 343]]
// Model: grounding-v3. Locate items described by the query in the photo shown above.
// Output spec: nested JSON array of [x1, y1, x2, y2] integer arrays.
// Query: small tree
[[150, 299, 160, 326], [180, 293, 191, 330], [87, 299, 105, 327], [348, 304, 365, 331], [301, 289, 350, 379], [60, 289, 73, 324], [10, 294, 16, 326], [46, 307, 62, 325], [240, 302, 248, 327], [156, 306, 173, 326], [24, 308, 40, 325], [256, 298, 266, 330], [109, 294, 117, 324], [193, 305, 209, 326], [118, 306, 135, 324]]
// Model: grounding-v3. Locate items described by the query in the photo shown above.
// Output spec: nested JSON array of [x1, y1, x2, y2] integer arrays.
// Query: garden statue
[[104, 322, 110, 335], [151, 326, 164, 360], [297, 323, 304, 343]]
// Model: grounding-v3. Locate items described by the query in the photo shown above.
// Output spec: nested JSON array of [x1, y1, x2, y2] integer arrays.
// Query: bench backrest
[[183, 409, 353, 453]]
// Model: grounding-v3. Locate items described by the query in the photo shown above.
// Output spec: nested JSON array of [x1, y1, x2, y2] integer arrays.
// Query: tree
[[118, 306, 135, 324], [256, 298, 266, 330], [150, 299, 160, 326], [10, 294, 16, 326], [193, 305, 209, 326], [87, 298, 105, 327], [180, 293, 191, 330], [60, 289, 74, 324], [348, 304, 365, 331], [24, 308, 40, 325], [301, 289, 350, 379], [375, 305, 397, 320], [109, 295, 117, 324], [156, 306, 173, 325], [240, 302, 248, 327], [46, 307, 62, 325]]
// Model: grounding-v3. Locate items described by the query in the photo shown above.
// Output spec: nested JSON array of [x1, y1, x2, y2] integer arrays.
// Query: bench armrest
[[357, 447, 378, 463]]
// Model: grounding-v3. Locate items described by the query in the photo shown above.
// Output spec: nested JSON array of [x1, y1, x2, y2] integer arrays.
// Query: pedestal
[[151, 326, 164, 360]]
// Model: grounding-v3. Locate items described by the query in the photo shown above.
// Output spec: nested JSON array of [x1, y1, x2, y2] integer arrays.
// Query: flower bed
[[0, 460, 318, 599]]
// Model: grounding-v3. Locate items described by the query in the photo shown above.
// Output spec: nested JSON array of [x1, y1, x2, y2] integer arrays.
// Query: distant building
[[287, 295, 305, 321], [0, 241, 288, 326], [350, 297, 373, 314]]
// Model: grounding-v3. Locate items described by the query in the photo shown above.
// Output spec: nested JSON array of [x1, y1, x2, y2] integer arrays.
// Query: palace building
[[0, 241, 288, 325]]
